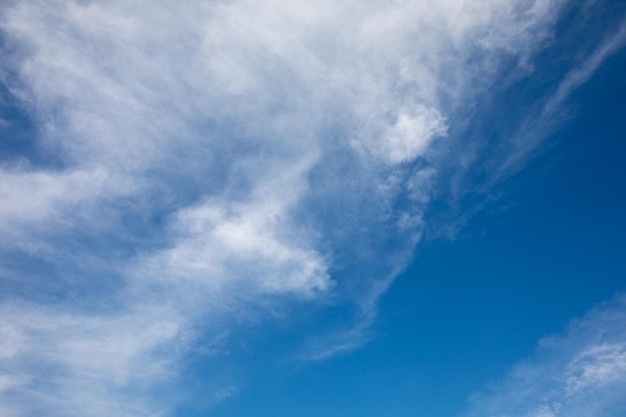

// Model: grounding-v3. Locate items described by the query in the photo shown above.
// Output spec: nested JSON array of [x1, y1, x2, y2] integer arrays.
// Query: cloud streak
[[498, 15, 626, 178]]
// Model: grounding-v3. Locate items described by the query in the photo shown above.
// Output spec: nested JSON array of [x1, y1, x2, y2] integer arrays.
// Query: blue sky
[[1, 1, 625, 416]]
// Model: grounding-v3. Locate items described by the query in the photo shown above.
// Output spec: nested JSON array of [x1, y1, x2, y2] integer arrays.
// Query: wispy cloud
[[498, 15, 626, 177], [464, 295, 626, 417], [1, 0, 610, 415], [423, 6, 626, 239]]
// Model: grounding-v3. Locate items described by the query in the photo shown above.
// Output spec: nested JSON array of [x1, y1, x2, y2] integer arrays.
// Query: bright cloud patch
[[360, 105, 448, 164]]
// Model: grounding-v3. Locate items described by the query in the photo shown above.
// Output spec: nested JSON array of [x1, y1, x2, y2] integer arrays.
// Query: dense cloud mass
[[0, 1, 624, 416]]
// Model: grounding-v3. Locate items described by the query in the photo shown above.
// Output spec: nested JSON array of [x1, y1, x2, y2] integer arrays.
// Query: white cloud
[[0, 302, 185, 417], [563, 342, 626, 399], [0, 0, 587, 415], [132, 161, 332, 300], [464, 295, 626, 417], [358, 105, 448, 164]]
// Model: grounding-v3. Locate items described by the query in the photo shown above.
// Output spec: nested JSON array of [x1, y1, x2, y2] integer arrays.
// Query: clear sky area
[[1, 1, 625, 417]]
